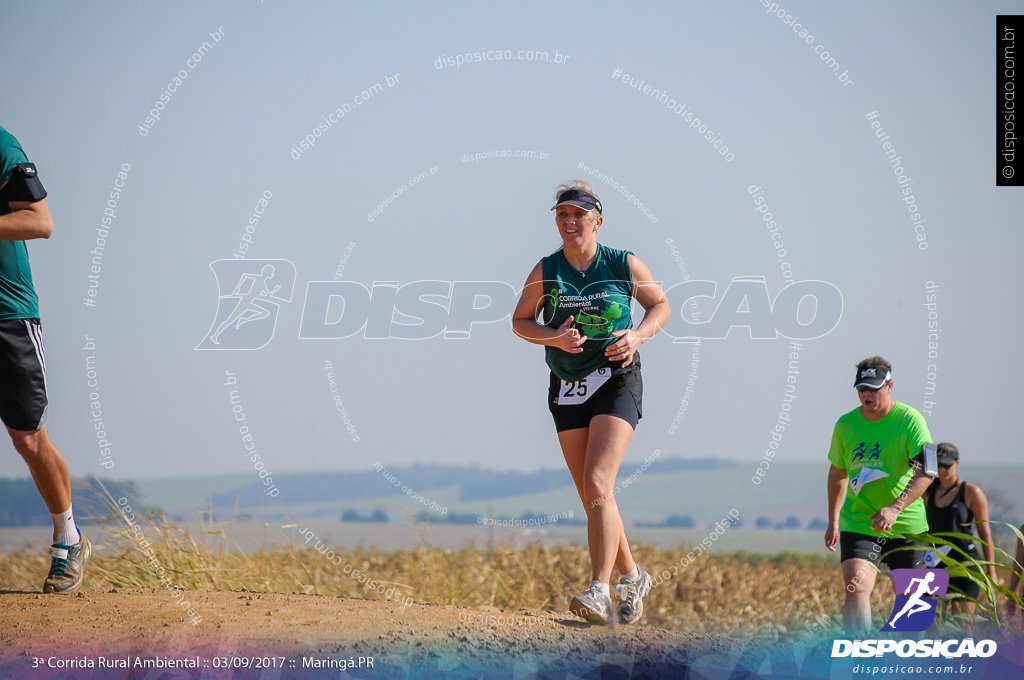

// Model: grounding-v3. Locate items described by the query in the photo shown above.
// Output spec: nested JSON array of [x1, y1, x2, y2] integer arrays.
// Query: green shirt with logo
[[540, 244, 634, 381], [828, 401, 931, 536], [0, 125, 41, 320]]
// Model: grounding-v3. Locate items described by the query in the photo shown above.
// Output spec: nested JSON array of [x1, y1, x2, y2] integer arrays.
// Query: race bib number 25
[[558, 367, 612, 405]]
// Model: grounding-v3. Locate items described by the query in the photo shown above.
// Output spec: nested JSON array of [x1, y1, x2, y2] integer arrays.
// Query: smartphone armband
[[912, 442, 939, 477], [1, 163, 48, 204]]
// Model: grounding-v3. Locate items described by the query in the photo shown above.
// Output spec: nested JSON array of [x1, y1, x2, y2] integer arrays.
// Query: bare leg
[[557, 415, 636, 584], [558, 426, 635, 577], [842, 557, 879, 637], [10, 427, 72, 542]]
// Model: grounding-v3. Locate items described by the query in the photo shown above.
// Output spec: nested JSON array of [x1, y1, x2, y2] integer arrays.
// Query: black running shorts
[[0, 318, 48, 431], [840, 531, 925, 570], [548, 360, 642, 432]]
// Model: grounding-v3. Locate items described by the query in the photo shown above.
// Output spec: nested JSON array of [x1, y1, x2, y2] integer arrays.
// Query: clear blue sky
[[1, 1, 1021, 484]]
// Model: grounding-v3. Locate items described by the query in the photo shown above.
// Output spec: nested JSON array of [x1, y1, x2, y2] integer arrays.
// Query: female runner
[[512, 180, 670, 624], [923, 442, 998, 622]]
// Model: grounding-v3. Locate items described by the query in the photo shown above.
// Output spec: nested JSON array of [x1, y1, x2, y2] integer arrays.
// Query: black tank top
[[925, 479, 978, 557]]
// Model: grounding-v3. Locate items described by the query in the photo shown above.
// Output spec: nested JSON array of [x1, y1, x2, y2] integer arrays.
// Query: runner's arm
[[825, 464, 848, 552], [871, 465, 932, 532], [889, 465, 932, 514], [512, 261, 585, 352], [626, 254, 669, 343], [0, 196, 53, 240], [606, 255, 670, 367], [966, 483, 999, 580]]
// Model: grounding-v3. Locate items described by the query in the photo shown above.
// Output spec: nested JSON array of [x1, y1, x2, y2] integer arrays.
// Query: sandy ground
[[3, 589, 1023, 679], [0, 587, 758, 679]]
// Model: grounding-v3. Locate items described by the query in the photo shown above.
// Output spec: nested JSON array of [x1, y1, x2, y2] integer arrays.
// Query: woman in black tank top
[[926, 479, 977, 556], [922, 442, 997, 619]]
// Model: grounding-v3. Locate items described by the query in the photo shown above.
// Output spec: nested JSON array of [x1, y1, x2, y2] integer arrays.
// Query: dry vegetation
[[0, 511, 848, 638], [1, 509, 1020, 641]]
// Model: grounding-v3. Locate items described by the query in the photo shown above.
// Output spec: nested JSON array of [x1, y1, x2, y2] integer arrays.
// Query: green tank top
[[0, 125, 40, 320], [541, 243, 634, 381]]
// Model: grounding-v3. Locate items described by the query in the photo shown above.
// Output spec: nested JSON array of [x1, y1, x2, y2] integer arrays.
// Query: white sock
[[589, 580, 610, 596], [51, 506, 79, 546], [622, 566, 640, 582]]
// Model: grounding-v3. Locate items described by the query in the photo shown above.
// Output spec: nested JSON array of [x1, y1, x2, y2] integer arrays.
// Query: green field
[[134, 462, 1024, 535]]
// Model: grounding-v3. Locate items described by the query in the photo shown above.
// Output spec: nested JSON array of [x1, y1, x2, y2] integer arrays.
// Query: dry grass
[[0, 509, 844, 637], [1, 509, 1020, 639]]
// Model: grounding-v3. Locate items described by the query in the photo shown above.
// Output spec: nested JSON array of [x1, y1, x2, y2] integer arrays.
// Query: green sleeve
[[827, 421, 846, 469], [905, 407, 932, 463], [0, 126, 29, 184]]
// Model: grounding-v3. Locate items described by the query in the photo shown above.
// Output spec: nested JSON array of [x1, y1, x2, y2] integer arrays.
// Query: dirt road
[[0, 588, 756, 679]]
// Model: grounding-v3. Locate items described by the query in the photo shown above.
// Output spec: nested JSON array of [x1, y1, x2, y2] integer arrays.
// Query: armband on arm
[[911, 442, 939, 477], [0, 163, 48, 204]]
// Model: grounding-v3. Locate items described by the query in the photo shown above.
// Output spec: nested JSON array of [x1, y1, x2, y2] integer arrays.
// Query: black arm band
[[0, 163, 47, 204], [910, 451, 939, 477]]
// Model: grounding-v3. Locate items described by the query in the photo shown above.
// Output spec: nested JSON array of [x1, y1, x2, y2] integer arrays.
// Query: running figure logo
[[196, 259, 296, 350], [881, 569, 949, 632]]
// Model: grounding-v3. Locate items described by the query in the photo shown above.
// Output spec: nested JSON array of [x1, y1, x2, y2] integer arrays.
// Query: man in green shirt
[[824, 356, 933, 636], [0, 124, 90, 593]]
